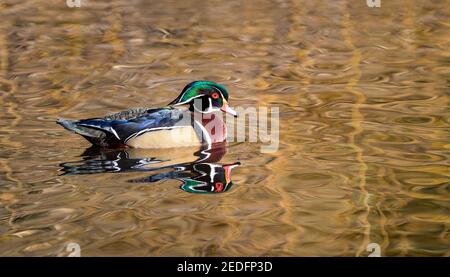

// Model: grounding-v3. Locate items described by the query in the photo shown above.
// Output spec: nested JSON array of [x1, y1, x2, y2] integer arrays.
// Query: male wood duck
[[57, 81, 237, 148]]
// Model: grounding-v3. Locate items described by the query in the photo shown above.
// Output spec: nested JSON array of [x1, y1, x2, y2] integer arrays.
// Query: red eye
[[215, 182, 224, 192], [211, 92, 220, 99]]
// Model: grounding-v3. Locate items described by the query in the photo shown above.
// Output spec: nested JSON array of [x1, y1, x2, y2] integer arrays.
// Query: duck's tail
[[57, 119, 86, 135], [56, 119, 118, 147]]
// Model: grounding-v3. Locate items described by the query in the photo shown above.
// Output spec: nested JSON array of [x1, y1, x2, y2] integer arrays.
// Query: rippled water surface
[[0, 0, 449, 256]]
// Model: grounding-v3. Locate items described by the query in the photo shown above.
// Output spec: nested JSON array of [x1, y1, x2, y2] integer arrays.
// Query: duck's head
[[169, 80, 237, 117]]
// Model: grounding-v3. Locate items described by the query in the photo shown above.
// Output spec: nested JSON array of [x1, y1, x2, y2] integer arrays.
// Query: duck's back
[[57, 107, 189, 148]]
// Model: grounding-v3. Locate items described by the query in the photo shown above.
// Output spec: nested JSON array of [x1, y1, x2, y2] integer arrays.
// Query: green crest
[[170, 80, 229, 105]]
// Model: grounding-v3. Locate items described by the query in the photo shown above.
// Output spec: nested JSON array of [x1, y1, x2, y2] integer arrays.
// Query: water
[[0, 0, 449, 256]]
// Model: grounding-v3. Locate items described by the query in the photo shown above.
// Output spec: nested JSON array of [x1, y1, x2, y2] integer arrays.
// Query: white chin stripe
[[193, 120, 212, 146]]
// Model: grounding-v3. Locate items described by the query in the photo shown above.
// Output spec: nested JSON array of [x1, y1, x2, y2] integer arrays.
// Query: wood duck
[[60, 144, 240, 194], [57, 81, 237, 148]]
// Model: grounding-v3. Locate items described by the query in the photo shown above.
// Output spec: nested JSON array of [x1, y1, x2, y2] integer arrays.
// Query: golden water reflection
[[0, 0, 449, 256]]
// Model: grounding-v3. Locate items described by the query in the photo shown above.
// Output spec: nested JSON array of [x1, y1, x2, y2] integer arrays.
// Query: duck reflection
[[60, 144, 240, 194]]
